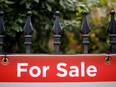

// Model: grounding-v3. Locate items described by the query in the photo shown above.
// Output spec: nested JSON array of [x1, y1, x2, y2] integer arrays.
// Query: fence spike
[[108, 10, 116, 34], [23, 11, 33, 35], [52, 11, 62, 34], [80, 11, 91, 34], [23, 11, 33, 54], [0, 11, 5, 35], [0, 11, 5, 54], [80, 11, 91, 54], [108, 10, 116, 53], [52, 11, 62, 54]]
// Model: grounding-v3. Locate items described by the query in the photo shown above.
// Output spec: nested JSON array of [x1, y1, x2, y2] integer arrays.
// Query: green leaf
[[46, 4, 52, 12], [32, 10, 38, 15], [20, 0, 26, 5], [12, 23, 22, 32], [47, 0, 54, 3], [77, 6, 83, 13], [5, 1, 15, 4], [7, 31, 16, 38], [34, 0, 39, 3], [17, 18, 23, 24], [26, 2, 31, 9], [5, 8, 13, 12]]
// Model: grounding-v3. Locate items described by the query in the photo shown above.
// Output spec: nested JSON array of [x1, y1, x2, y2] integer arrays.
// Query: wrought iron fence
[[0, 10, 116, 54]]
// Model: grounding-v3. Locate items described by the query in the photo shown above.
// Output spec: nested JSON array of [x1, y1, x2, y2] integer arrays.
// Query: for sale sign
[[0, 54, 116, 82]]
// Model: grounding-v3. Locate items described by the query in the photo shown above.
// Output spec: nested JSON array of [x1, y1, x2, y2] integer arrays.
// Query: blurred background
[[0, 0, 116, 54]]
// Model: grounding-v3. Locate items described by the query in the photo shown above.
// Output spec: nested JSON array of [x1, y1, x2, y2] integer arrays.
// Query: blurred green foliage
[[0, 0, 116, 54]]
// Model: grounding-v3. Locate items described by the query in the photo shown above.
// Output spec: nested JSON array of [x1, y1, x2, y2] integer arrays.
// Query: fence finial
[[52, 11, 62, 54], [0, 11, 5, 54], [108, 10, 116, 34], [23, 11, 33, 54], [80, 11, 91, 34], [23, 11, 33, 35], [80, 11, 91, 54], [0, 11, 5, 35], [52, 11, 62, 34], [108, 10, 116, 53]]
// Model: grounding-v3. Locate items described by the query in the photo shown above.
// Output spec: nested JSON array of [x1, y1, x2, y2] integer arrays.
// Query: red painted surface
[[0, 54, 116, 82]]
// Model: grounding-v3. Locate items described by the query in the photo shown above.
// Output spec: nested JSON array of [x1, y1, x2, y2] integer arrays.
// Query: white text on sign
[[17, 62, 97, 78]]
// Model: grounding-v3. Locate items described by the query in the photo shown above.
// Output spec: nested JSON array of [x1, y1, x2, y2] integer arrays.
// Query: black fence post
[[0, 11, 5, 54], [80, 11, 91, 54], [52, 11, 62, 54], [23, 11, 33, 54], [108, 10, 116, 53]]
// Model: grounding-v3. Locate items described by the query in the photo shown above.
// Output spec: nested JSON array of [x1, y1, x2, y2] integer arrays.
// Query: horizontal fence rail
[[0, 10, 116, 54]]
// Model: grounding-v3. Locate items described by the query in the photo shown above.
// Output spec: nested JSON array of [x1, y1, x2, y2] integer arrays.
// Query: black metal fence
[[0, 10, 116, 54]]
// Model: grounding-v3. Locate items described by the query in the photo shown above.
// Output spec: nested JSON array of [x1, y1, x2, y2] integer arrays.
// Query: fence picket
[[23, 11, 33, 54], [108, 10, 116, 53], [0, 11, 5, 54], [80, 11, 91, 54], [52, 11, 62, 54]]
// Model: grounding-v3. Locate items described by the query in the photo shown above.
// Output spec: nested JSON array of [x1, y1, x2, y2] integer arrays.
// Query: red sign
[[0, 54, 116, 82]]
